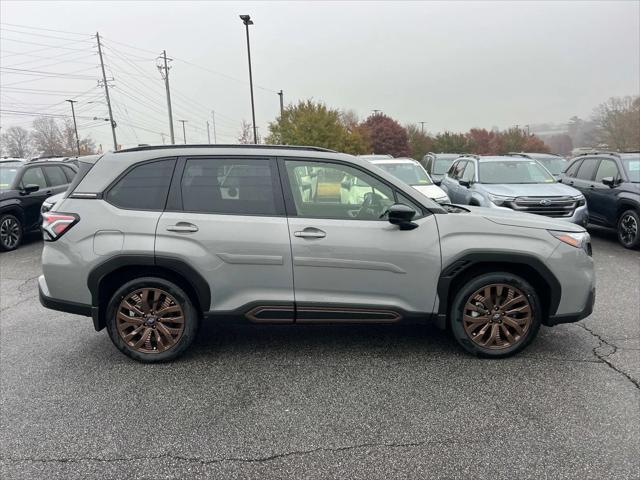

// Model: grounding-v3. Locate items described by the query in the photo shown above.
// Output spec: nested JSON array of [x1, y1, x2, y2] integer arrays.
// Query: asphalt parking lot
[[1, 229, 638, 479]]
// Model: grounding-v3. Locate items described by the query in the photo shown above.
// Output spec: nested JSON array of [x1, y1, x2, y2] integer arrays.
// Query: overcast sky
[[1, 1, 639, 150]]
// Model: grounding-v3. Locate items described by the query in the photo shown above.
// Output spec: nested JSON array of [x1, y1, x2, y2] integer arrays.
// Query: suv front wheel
[[450, 272, 541, 358], [0, 213, 23, 252], [105, 277, 199, 362], [617, 209, 640, 249]]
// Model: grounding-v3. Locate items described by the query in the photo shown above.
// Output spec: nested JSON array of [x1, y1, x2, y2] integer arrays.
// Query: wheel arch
[[87, 255, 211, 331], [436, 252, 560, 329]]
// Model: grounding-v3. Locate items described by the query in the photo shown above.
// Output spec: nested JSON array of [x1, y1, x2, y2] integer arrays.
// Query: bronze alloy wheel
[[462, 283, 533, 350], [116, 288, 185, 354]]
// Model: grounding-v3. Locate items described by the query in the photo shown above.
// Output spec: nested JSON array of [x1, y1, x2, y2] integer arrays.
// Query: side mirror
[[602, 176, 615, 187], [21, 184, 40, 195], [386, 203, 418, 231], [459, 179, 471, 188]]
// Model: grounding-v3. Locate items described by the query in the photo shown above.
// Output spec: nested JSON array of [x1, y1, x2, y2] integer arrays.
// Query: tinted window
[[44, 166, 68, 186], [564, 159, 582, 177], [62, 165, 76, 182], [285, 160, 394, 220], [107, 159, 174, 210], [461, 161, 475, 182], [576, 158, 599, 180], [21, 167, 47, 189], [594, 159, 620, 182], [181, 158, 278, 215]]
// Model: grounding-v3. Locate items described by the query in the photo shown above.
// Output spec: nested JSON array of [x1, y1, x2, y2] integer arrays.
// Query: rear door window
[[106, 159, 175, 210], [180, 158, 281, 215], [43, 166, 68, 186], [576, 159, 599, 181], [564, 159, 582, 177]]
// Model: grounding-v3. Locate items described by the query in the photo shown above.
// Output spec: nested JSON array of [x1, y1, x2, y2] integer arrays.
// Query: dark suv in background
[[422, 153, 461, 185], [561, 152, 640, 248], [0, 159, 77, 251]]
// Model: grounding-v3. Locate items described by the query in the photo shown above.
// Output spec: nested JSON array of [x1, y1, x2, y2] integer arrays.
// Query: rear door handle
[[294, 228, 326, 239], [166, 222, 199, 233]]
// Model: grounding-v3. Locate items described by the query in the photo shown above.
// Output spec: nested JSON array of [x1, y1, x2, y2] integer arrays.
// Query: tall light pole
[[240, 14, 257, 144], [211, 111, 217, 144], [277, 90, 284, 118], [66, 99, 80, 155], [178, 120, 187, 144], [419, 121, 426, 135]]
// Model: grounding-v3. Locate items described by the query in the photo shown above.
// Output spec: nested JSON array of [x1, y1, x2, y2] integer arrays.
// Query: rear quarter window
[[106, 159, 175, 210]]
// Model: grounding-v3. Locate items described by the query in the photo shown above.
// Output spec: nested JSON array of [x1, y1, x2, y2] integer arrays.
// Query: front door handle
[[166, 222, 199, 233], [294, 228, 326, 239]]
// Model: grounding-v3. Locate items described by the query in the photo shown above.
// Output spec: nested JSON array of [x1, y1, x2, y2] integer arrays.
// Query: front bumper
[[38, 275, 91, 317], [545, 287, 595, 326]]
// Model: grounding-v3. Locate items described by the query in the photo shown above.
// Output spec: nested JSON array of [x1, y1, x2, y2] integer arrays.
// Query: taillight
[[42, 212, 79, 241]]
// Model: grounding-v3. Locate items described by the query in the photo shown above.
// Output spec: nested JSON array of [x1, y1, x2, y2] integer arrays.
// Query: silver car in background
[[440, 155, 588, 225]]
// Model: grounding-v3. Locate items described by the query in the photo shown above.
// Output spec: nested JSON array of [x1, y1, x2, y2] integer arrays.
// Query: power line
[[0, 36, 93, 52], [0, 22, 90, 37], [0, 26, 93, 43]]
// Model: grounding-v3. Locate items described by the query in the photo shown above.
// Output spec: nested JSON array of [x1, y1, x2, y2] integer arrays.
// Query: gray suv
[[39, 145, 595, 362], [440, 155, 588, 225]]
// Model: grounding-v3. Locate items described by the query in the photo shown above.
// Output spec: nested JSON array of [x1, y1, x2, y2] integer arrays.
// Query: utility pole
[[419, 121, 426, 135], [157, 50, 175, 144], [211, 111, 217, 144], [277, 90, 284, 118], [96, 32, 117, 151], [178, 120, 187, 144], [240, 15, 257, 144], [66, 99, 80, 155], [206, 121, 211, 143]]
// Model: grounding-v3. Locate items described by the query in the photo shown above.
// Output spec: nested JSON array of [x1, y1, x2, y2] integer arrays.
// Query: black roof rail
[[114, 144, 337, 154], [572, 151, 621, 158]]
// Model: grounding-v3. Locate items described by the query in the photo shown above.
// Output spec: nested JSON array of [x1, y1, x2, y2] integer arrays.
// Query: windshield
[[0, 164, 21, 189], [433, 158, 455, 174], [479, 160, 556, 184], [377, 163, 433, 185], [622, 157, 640, 182], [536, 157, 566, 175]]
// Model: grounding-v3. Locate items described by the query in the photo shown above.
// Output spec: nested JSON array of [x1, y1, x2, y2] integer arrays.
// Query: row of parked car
[[358, 151, 639, 249]]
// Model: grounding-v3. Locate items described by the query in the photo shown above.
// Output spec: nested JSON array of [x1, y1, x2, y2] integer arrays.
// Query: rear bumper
[[545, 287, 595, 326], [38, 275, 91, 317]]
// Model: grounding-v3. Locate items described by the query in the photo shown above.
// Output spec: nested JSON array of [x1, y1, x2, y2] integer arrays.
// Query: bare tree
[[592, 95, 640, 151], [237, 120, 259, 144], [31, 117, 64, 156], [0, 126, 33, 158], [61, 119, 96, 155]]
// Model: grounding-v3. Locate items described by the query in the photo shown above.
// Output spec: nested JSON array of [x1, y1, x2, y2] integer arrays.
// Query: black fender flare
[[435, 251, 561, 328], [87, 254, 211, 313]]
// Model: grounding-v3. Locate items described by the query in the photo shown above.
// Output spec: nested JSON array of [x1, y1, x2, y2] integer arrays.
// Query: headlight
[[487, 194, 515, 206], [41, 201, 54, 214], [572, 194, 586, 206], [549, 230, 591, 256]]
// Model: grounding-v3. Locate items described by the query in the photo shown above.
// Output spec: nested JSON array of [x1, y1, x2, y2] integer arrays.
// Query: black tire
[[617, 209, 640, 249], [0, 213, 23, 252], [105, 277, 199, 362], [450, 272, 542, 358]]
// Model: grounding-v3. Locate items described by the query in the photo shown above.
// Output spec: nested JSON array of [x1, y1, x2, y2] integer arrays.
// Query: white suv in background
[[369, 157, 450, 204]]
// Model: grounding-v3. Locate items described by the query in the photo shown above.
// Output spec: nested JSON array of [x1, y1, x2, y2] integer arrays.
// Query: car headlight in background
[[572, 194, 586, 206], [549, 230, 592, 256], [487, 194, 515, 206], [41, 200, 55, 214]]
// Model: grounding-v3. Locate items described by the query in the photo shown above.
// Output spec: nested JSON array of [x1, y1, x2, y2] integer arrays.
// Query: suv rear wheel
[[105, 277, 198, 362], [617, 209, 640, 249], [450, 272, 541, 358], [0, 213, 23, 252]]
